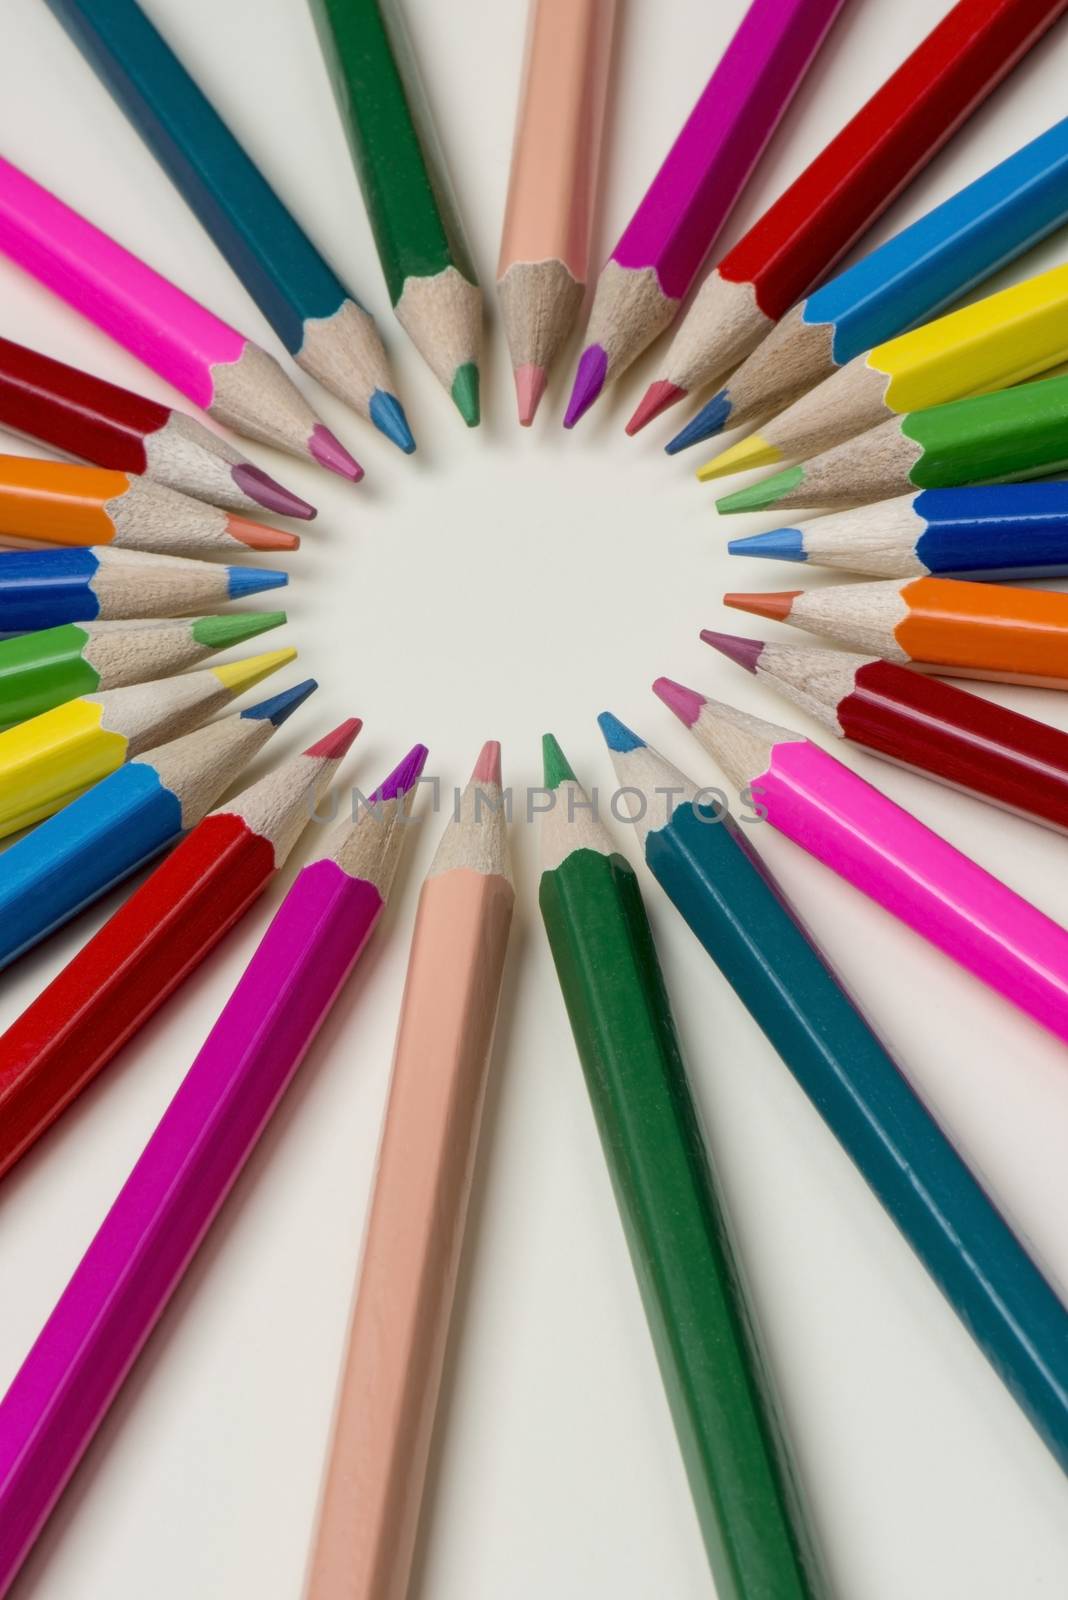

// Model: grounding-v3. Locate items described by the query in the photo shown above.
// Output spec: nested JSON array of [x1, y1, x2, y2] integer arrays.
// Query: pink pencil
[[0, 743, 427, 1597], [563, 0, 848, 428], [657, 681, 1068, 1044], [0, 156, 362, 480]]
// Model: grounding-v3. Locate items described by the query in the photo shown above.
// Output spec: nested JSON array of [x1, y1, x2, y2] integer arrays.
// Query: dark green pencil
[[538, 732, 827, 1600]]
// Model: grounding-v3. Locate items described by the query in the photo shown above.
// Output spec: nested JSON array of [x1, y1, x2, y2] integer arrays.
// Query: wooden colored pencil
[[497, 0, 618, 425], [723, 575, 1068, 686], [667, 116, 1068, 454], [0, 611, 286, 730], [713, 372, 1068, 512], [535, 733, 826, 1599], [0, 646, 294, 838], [728, 484, 1068, 580], [564, 0, 846, 429], [310, 0, 482, 426], [694, 633, 1068, 834], [0, 337, 316, 519], [45, 0, 415, 455], [700, 262, 1068, 479], [635, 0, 1068, 431], [0, 156, 363, 480], [0, 745, 424, 1594], [0, 716, 360, 1182], [0, 454, 298, 556], [0, 679, 317, 971], [599, 715, 1068, 1477], [0, 545, 287, 631], [305, 742, 514, 1600], [659, 689, 1068, 1042]]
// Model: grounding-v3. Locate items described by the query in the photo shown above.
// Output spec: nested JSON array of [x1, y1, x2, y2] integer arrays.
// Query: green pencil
[[714, 369, 1068, 513], [0, 612, 286, 729], [309, 0, 482, 426], [537, 732, 827, 1600]]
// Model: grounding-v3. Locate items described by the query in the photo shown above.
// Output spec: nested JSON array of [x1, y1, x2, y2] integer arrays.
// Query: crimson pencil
[[0, 717, 360, 1182]]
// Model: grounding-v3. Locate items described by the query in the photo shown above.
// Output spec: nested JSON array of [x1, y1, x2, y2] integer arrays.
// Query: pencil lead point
[[224, 515, 300, 552], [723, 590, 800, 622], [667, 391, 733, 455], [214, 647, 297, 694], [471, 739, 502, 785], [369, 743, 429, 803], [190, 610, 286, 649], [597, 712, 645, 752], [304, 716, 362, 759], [370, 390, 417, 453], [451, 363, 481, 427], [728, 527, 806, 561], [240, 677, 317, 724], [309, 423, 364, 482], [514, 364, 547, 426], [652, 678, 705, 726], [716, 465, 805, 513], [563, 345, 607, 428], [626, 381, 686, 435], [231, 464, 316, 520], [542, 733, 576, 789], [699, 631, 765, 673], [226, 565, 288, 598], [697, 434, 781, 481]]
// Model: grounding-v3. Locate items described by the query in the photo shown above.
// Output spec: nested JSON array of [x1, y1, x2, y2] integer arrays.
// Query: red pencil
[[0, 717, 360, 1181], [630, 0, 1068, 432]]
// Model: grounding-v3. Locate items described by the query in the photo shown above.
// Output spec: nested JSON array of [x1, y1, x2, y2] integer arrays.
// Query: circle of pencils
[[536, 732, 826, 1599], [696, 632, 1068, 835], [0, 745, 426, 1599], [598, 714, 1068, 1477]]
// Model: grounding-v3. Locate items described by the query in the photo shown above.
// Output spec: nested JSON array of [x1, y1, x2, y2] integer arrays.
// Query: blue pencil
[[729, 483, 1068, 580], [0, 679, 315, 969], [667, 117, 1068, 454], [0, 546, 287, 631], [45, 0, 415, 453], [596, 710, 1068, 1474]]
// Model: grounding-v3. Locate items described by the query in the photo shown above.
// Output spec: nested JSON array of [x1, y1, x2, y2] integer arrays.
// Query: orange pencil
[[305, 742, 514, 1600], [0, 454, 297, 556], [497, 0, 617, 425], [725, 575, 1068, 686]]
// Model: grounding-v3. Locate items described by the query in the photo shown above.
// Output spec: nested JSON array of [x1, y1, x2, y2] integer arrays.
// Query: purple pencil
[[0, 744, 428, 1597], [563, 0, 847, 429]]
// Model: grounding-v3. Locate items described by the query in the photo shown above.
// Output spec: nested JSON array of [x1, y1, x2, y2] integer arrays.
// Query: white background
[[1, 1, 1068, 1595]]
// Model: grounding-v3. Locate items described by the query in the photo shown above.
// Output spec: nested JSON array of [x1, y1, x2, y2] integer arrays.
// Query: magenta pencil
[[563, 0, 847, 428], [0, 156, 362, 480], [657, 680, 1068, 1044], [0, 744, 427, 1597]]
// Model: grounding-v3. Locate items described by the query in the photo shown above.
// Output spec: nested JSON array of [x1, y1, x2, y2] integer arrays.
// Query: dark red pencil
[[0, 337, 315, 520], [698, 629, 1068, 834], [630, 0, 1068, 431], [0, 717, 359, 1181]]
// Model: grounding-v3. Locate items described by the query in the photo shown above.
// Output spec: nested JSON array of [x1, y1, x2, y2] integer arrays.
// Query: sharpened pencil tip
[[699, 631, 765, 673], [370, 743, 429, 803], [563, 345, 607, 428], [626, 381, 687, 436], [514, 364, 547, 427], [728, 527, 806, 562], [652, 678, 704, 726], [241, 677, 317, 724], [472, 739, 501, 785], [452, 364, 481, 427], [716, 465, 805, 513], [231, 464, 316, 520], [224, 515, 300, 552], [667, 391, 733, 455], [214, 647, 297, 695], [370, 390, 417, 453], [698, 434, 781, 481], [542, 733, 576, 789], [304, 716, 362, 759], [597, 712, 644, 752], [723, 591, 800, 622], [226, 565, 288, 598], [309, 423, 364, 482], [190, 610, 286, 648]]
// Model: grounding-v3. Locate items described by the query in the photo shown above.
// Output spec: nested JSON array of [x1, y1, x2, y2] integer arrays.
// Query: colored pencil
[[564, 0, 846, 429], [0, 744, 425, 1596], [661, 689, 1068, 1042], [0, 716, 360, 1182], [0, 337, 315, 519], [728, 484, 1068, 580], [535, 732, 827, 1597], [714, 369, 1068, 512], [0, 678, 317, 971], [634, 0, 1068, 432], [306, 742, 514, 1600], [497, 0, 618, 425], [700, 262, 1068, 479], [0, 454, 298, 556], [724, 576, 1068, 686], [667, 116, 1068, 454], [0, 157, 363, 480], [696, 631, 1068, 834], [0, 546, 286, 631], [45, 0, 414, 455], [310, 0, 482, 426], [0, 646, 294, 838], [0, 611, 286, 730], [598, 714, 1068, 1477]]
